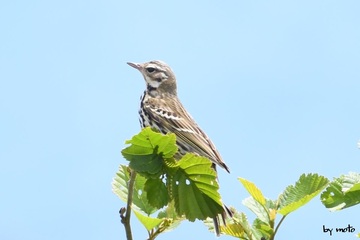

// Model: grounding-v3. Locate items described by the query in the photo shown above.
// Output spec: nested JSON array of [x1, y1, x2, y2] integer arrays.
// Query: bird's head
[[127, 60, 177, 96]]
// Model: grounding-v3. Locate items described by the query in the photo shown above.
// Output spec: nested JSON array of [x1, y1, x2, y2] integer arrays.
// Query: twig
[[271, 215, 286, 240], [122, 169, 137, 240]]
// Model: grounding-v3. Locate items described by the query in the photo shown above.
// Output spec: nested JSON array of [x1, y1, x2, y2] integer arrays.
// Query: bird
[[127, 60, 230, 236]]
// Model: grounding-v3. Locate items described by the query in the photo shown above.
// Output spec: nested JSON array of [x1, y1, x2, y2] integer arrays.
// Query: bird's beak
[[127, 62, 142, 71]]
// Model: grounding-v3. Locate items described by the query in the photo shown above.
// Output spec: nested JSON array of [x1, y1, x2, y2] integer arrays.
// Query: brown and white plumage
[[127, 60, 230, 173], [141, 94, 230, 173], [127, 60, 230, 236]]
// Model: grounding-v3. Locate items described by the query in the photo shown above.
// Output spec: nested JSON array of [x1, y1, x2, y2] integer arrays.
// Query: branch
[[271, 215, 286, 240], [121, 169, 137, 240]]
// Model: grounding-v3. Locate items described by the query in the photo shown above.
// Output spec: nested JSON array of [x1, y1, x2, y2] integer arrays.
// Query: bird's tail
[[213, 205, 233, 236]]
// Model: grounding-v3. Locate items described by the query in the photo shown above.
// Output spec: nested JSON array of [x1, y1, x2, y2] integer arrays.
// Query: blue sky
[[1, 1, 359, 239]]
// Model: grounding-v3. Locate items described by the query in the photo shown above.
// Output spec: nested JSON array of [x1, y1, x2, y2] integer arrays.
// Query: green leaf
[[171, 154, 223, 221], [223, 211, 251, 239], [155, 218, 181, 235], [121, 127, 178, 176], [239, 178, 266, 206], [220, 223, 246, 238], [348, 182, 360, 192], [253, 218, 273, 239], [128, 154, 164, 176], [132, 199, 183, 234], [122, 127, 178, 159], [242, 197, 270, 223], [144, 177, 169, 209], [321, 172, 360, 211], [239, 178, 278, 224], [278, 173, 329, 215], [204, 210, 248, 238], [133, 209, 164, 231], [117, 129, 227, 232], [157, 201, 179, 220], [112, 165, 129, 203], [112, 165, 157, 215], [343, 172, 360, 193], [156, 202, 184, 233]]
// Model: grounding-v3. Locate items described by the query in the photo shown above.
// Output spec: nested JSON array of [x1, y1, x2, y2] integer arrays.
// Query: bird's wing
[[144, 95, 230, 173]]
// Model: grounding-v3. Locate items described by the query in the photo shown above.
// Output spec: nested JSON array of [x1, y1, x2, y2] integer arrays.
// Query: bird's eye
[[146, 67, 155, 73]]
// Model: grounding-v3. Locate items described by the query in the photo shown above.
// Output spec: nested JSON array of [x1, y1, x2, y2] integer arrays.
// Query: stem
[[123, 169, 137, 240], [271, 215, 286, 240]]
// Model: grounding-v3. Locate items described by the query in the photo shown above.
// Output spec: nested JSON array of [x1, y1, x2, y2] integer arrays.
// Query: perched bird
[[127, 60, 230, 236]]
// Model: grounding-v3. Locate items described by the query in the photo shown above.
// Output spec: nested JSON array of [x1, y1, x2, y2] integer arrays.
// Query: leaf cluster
[[113, 128, 360, 239], [113, 127, 224, 239], [212, 174, 329, 240]]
